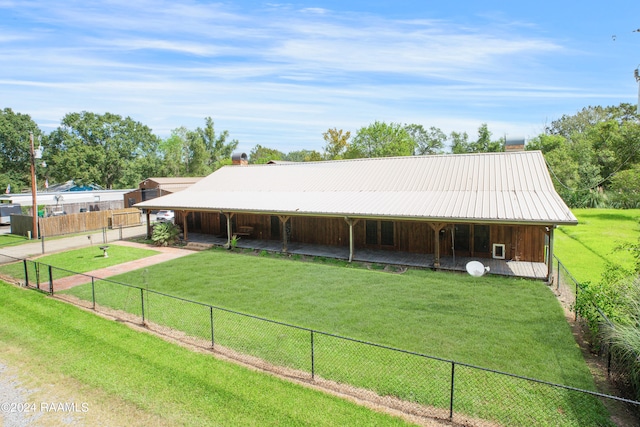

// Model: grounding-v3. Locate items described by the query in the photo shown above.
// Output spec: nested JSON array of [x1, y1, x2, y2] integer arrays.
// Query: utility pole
[[29, 132, 37, 239], [635, 67, 640, 115]]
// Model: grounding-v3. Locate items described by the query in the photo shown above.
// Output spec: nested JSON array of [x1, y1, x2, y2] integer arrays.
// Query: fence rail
[[1, 253, 638, 426]]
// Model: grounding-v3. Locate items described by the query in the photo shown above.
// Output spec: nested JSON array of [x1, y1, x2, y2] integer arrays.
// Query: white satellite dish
[[466, 260, 490, 277]]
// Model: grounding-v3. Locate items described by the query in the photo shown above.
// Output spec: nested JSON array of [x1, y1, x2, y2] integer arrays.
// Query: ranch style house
[[135, 151, 577, 281]]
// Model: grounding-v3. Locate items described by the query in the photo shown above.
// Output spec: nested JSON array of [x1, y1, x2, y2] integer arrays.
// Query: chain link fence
[[1, 253, 638, 426], [555, 255, 640, 421]]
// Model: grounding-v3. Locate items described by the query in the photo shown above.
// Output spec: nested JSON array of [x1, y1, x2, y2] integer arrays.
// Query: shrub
[[151, 222, 181, 246], [574, 264, 635, 333], [601, 277, 640, 399]]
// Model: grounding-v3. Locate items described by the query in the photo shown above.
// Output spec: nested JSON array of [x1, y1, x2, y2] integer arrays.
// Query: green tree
[[609, 166, 640, 208], [452, 124, 504, 154], [48, 111, 161, 189], [0, 108, 43, 192], [285, 150, 322, 162], [344, 121, 415, 159], [404, 124, 445, 155], [198, 117, 238, 171], [249, 145, 285, 164], [449, 131, 470, 154], [322, 128, 350, 160], [159, 127, 190, 176], [546, 103, 638, 138], [185, 129, 210, 176], [470, 123, 504, 153]]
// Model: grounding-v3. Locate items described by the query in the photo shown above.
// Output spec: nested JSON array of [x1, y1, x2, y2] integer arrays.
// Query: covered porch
[[185, 233, 549, 280]]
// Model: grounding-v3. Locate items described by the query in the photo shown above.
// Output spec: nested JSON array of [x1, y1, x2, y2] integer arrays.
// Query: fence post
[[575, 278, 578, 321], [210, 306, 215, 348], [23, 259, 29, 287], [35, 262, 40, 290], [91, 277, 96, 310], [311, 330, 315, 380], [48, 265, 53, 294], [556, 258, 560, 291], [449, 362, 455, 420], [140, 288, 145, 325]]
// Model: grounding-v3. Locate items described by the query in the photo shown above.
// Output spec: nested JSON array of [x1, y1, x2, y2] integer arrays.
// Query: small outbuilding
[[124, 177, 203, 208]]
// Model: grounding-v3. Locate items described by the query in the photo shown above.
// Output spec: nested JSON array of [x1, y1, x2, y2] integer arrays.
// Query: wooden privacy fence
[[11, 208, 141, 237]]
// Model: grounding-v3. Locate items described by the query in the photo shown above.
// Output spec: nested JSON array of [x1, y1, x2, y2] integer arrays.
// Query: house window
[[365, 220, 395, 247]]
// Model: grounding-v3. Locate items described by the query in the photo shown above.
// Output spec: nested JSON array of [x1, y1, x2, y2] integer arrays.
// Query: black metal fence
[[2, 252, 639, 426], [555, 255, 640, 410]]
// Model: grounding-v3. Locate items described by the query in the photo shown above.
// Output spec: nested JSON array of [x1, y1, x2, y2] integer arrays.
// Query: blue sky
[[2, 1, 639, 154]]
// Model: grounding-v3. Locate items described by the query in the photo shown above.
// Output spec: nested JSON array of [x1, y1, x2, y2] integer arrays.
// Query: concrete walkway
[[52, 241, 194, 291]]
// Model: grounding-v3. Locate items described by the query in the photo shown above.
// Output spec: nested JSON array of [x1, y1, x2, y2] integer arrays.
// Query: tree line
[[1, 104, 639, 208]]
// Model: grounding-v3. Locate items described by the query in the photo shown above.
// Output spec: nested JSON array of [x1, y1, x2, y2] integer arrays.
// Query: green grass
[[63, 248, 611, 426], [0, 233, 29, 247], [0, 281, 409, 426], [0, 245, 160, 280], [556, 209, 640, 284]]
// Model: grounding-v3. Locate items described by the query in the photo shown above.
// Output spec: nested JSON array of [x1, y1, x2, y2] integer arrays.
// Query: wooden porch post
[[344, 217, 360, 262], [547, 226, 555, 284], [182, 211, 189, 241], [224, 212, 235, 247], [279, 215, 290, 253], [429, 223, 446, 268]]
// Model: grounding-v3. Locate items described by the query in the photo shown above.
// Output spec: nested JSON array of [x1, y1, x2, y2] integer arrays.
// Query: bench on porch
[[236, 226, 254, 237]]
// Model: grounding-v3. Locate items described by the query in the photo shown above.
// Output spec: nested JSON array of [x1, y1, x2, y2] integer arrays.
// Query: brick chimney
[[231, 152, 248, 166]]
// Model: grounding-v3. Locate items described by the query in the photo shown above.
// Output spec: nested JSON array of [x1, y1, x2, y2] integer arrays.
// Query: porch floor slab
[[184, 233, 548, 280]]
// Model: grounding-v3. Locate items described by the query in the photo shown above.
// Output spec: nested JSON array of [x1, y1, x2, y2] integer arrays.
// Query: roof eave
[[133, 204, 577, 226]]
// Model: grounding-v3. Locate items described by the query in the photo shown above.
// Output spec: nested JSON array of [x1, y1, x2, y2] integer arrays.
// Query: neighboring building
[[123, 177, 203, 208], [0, 180, 130, 215], [135, 151, 577, 280]]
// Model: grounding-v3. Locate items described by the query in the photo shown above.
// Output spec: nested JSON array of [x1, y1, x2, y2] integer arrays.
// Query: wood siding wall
[[176, 211, 548, 263]]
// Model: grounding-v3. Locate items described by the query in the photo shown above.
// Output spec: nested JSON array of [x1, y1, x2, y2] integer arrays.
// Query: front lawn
[[62, 248, 610, 426], [0, 244, 159, 280]]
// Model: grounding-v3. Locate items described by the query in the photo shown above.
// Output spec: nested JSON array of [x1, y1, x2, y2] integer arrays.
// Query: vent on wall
[[492, 244, 506, 259]]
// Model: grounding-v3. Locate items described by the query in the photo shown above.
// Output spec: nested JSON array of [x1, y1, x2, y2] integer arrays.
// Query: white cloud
[[0, 1, 634, 154]]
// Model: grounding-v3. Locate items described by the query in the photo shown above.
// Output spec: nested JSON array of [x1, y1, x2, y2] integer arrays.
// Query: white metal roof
[[135, 151, 577, 225]]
